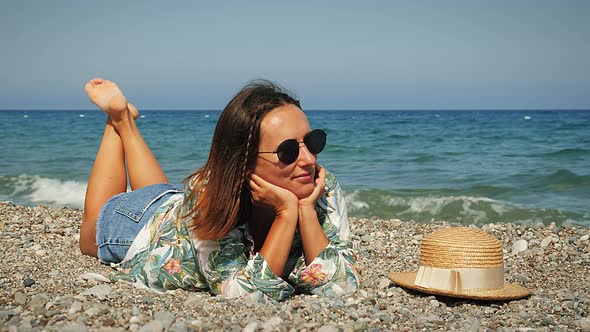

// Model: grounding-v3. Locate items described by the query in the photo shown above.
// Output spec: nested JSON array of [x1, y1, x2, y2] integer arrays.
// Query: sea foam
[[1, 174, 86, 209]]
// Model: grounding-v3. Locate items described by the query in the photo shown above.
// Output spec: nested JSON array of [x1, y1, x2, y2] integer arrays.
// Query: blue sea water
[[1, 110, 589, 226]]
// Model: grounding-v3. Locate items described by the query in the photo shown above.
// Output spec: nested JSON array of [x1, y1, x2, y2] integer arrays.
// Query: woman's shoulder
[[322, 167, 341, 196]]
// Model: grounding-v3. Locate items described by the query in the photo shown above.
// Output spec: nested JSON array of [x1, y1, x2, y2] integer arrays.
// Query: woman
[[80, 78, 360, 302]]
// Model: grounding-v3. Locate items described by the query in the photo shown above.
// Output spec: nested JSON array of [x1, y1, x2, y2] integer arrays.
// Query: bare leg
[[80, 78, 168, 257]]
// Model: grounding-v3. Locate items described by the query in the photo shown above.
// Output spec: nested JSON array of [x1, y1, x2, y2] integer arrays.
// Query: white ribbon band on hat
[[414, 264, 504, 292]]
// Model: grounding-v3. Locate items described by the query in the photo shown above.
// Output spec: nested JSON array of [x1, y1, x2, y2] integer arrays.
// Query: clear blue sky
[[1, 1, 589, 110]]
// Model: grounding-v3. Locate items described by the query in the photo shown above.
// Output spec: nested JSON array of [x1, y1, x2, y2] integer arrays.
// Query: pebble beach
[[1, 201, 589, 331]]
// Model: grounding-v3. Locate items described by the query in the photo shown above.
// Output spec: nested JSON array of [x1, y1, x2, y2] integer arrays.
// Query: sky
[[1, 1, 589, 110]]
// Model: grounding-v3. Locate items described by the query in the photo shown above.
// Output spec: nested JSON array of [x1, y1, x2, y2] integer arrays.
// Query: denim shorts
[[96, 183, 183, 264]]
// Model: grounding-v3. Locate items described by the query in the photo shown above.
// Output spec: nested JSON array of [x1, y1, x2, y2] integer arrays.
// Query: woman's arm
[[290, 168, 361, 296], [298, 165, 329, 264], [247, 173, 299, 276]]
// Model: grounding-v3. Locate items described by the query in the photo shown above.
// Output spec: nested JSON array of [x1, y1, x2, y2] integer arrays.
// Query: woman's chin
[[293, 184, 315, 200]]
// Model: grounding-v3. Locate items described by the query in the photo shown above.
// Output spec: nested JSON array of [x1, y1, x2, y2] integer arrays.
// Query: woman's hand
[[248, 173, 298, 215], [298, 164, 326, 207]]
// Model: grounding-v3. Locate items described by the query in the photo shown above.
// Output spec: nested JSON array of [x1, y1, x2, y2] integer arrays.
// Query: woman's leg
[[80, 118, 127, 257], [80, 78, 168, 257]]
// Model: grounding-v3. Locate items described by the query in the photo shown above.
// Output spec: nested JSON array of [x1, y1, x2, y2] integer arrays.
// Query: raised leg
[[80, 119, 127, 257], [79, 78, 168, 257]]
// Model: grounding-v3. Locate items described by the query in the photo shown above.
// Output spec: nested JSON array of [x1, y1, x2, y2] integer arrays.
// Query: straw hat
[[388, 227, 532, 300]]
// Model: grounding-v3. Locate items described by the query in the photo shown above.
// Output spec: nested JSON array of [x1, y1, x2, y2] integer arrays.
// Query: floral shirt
[[93, 170, 360, 302]]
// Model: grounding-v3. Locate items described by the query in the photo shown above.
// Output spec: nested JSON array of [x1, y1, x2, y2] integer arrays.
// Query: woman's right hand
[[247, 173, 298, 216]]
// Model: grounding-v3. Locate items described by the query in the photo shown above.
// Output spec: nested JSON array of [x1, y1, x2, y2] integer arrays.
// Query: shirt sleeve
[[289, 170, 361, 296], [106, 196, 208, 293], [192, 228, 296, 303]]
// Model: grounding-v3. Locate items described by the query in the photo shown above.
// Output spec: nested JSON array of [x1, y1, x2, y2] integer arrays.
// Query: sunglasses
[[257, 129, 327, 164]]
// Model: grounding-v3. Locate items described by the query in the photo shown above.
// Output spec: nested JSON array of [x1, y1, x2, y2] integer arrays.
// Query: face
[[252, 104, 317, 199]]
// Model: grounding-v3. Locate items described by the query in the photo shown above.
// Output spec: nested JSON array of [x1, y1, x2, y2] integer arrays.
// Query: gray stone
[[512, 240, 528, 255], [80, 284, 111, 300], [541, 236, 552, 248], [84, 307, 101, 317], [361, 235, 374, 242], [318, 325, 339, 332], [17, 321, 33, 332], [14, 291, 26, 305], [30, 293, 50, 309], [262, 316, 282, 331], [469, 319, 481, 332], [182, 293, 203, 307], [0, 310, 16, 320], [169, 321, 188, 332], [69, 301, 83, 314], [580, 234, 589, 242], [6, 315, 20, 326], [579, 318, 590, 332], [139, 320, 165, 332], [61, 322, 89, 332], [22, 278, 35, 287], [378, 278, 391, 289], [154, 311, 175, 329], [353, 320, 368, 332], [45, 309, 61, 318], [243, 321, 260, 332]]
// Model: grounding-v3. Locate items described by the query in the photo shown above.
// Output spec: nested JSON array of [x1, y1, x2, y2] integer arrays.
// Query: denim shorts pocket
[[114, 183, 183, 222]]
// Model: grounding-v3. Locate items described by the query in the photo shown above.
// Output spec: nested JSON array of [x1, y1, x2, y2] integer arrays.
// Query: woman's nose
[[297, 143, 316, 165]]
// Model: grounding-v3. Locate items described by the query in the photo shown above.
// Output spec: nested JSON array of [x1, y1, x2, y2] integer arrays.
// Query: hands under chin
[[298, 165, 326, 208], [247, 173, 298, 215], [247, 164, 326, 215]]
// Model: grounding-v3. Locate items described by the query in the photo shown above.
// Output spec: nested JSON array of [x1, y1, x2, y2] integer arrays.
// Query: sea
[[1, 110, 589, 227]]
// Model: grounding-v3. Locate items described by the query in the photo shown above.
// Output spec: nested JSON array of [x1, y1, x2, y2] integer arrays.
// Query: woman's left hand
[[299, 164, 326, 207]]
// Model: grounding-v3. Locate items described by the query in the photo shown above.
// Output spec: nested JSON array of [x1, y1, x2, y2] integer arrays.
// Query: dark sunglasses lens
[[305, 129, 327, 154], [276, 139, 299, 164]]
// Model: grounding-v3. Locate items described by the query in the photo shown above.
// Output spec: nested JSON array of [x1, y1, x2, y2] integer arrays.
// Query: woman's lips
[[293, 173, 312, 182]]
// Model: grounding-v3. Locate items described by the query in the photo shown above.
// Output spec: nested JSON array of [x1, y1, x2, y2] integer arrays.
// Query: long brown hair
[[183, 80, 301, 240]]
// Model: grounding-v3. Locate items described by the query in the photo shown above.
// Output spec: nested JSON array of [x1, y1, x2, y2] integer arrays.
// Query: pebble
[[580, 234, 589, 242], [262, 316, 282, 331], [139, 320, 164, 332], [80, 284, 111, 300], [14, 291, 26, 305], [512, 239, 528, 255], [243, 321, 259, 332], [578, 318, 590, 332], [84, 307, 101, 317], [378, 278, 391, 289], [61, 322, 89, 332], [318, 325, 339, 332], [30, 293, 50, 309], [154, 311, 176, 329], [23, 278, 35, 287], [361, 235, 374, 242], [430, 299, 440, 308], [69, 301, 84, 314], [0, 202, 588, 331], [541, 236, 553, 248]]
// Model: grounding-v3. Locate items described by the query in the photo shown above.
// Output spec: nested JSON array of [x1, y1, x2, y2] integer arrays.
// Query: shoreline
[[1, 202, 589, 331]]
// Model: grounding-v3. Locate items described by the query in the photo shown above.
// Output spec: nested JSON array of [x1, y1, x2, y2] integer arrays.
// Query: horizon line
[[2, 108, 590, 112]]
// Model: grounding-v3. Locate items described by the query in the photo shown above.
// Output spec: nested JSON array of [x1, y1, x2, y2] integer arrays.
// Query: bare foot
[[84, 78, 129, 123]]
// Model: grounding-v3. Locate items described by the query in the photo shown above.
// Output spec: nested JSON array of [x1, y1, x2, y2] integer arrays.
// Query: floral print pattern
[[102, 169, 360, 302], [300, 264, 327, 286]]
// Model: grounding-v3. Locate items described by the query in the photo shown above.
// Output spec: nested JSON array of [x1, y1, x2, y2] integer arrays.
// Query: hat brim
[[388, 271, 532, 301]]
